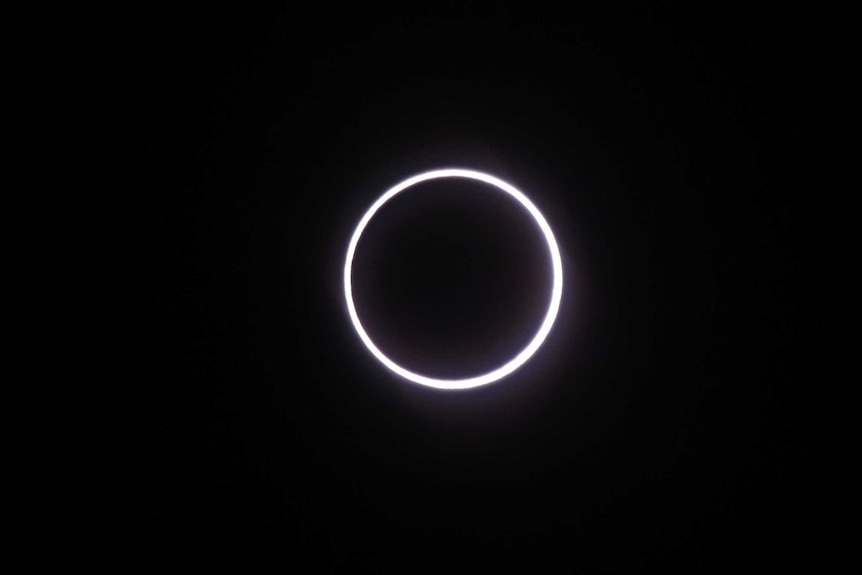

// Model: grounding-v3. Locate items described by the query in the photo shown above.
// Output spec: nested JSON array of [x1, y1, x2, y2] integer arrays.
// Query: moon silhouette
[[344, 168, 563, 390]]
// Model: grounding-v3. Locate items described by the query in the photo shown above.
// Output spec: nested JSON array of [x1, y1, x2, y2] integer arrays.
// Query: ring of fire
[[344, 168, 563, 390]]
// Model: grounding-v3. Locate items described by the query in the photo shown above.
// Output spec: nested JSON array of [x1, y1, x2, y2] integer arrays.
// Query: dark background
[[115, 2, 833, 571]]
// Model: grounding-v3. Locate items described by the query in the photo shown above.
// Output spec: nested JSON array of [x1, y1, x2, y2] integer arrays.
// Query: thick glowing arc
[[344, 168, 563, 390]]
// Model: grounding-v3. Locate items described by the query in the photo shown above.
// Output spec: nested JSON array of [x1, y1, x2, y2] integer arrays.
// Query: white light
[[344, 168, 563, 390]]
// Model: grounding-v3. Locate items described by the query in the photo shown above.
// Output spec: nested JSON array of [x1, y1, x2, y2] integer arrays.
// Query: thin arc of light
[[344, 168, 563, 390]]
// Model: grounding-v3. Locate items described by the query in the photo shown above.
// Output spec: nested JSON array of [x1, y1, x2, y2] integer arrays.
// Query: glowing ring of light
[[344, 168, 563, 390]]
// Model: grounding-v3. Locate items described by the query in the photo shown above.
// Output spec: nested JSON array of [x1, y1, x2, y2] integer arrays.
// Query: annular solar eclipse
[[344, 168, 563, 390]]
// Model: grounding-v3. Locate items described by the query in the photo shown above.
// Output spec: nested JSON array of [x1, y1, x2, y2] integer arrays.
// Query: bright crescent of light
[[344, 168, 563, 390]]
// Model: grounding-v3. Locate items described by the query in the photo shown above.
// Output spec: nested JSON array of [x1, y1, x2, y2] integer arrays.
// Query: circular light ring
[[344, 168, 563, 390]]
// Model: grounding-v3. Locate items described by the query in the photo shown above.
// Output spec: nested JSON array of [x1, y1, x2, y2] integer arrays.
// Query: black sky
[[116, 2, 831, 571]]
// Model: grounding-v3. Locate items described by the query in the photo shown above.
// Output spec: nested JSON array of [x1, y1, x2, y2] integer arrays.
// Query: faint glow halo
[[344, 168, 563, 390]]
